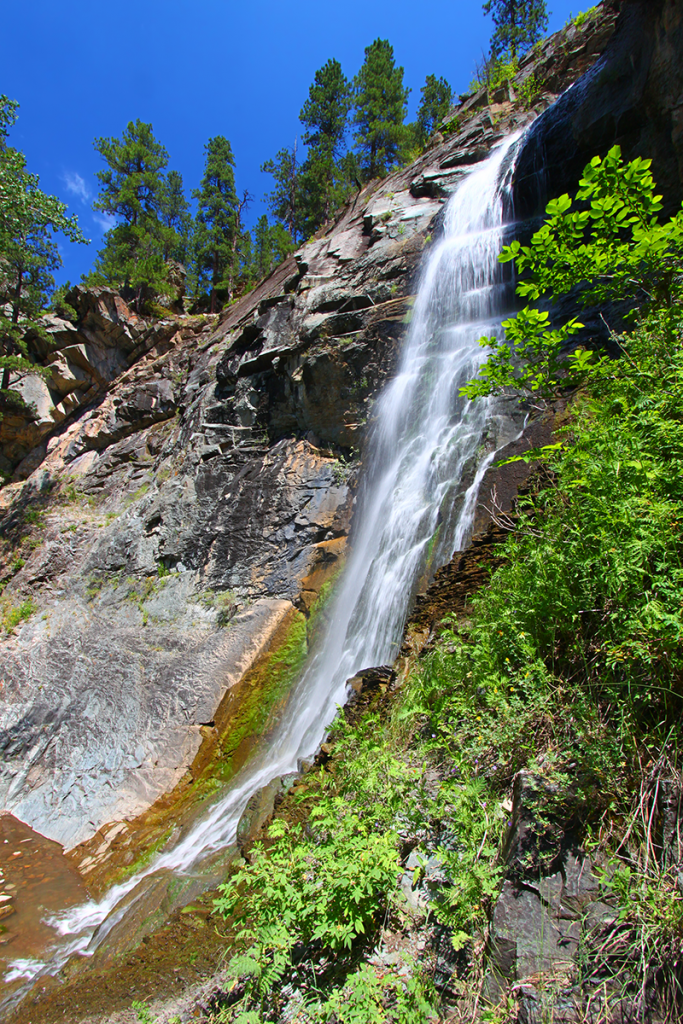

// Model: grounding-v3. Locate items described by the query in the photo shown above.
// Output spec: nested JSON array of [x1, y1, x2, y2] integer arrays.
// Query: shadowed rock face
[[0, 4, 639, 852], [512, 0, 683, 219]]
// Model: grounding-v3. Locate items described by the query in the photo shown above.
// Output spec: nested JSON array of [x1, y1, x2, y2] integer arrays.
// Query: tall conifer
[[483, 0, 548, 60], [88, 119, 171, 310], [261, 144, 301, 242], [192, 136, 239, 313], [416, 75, 453, 144], [160, 169, 192, 263], [352, 39, 409, 181], [298, 59, 352, 236]]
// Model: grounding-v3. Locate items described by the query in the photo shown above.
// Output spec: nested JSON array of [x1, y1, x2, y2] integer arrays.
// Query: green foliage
[[352, 39, 410, 181], [0, 95, 87, 408], [49, 281, 78, 322], [300, 58, 351, 154], [297, 58, 355, 236], [1, 598, 37, 633], [461, 306, 586, 400], [518, 72, 542, 107], [467, 55, 518, 96], [483, 0, 549, 61], [160, 169, 192, 263], [191, 136, 248, 311], [409, 306, 683, 991], [415, 74, 453, 146], [250, 215, 296, 281], [317, 963, 435, 1023], [216, 814, 399, 951], [214, 811, 400, 1018], [465, 146, 683, 401], [505, 147, 683, 308], [131, 1000, 156, 1023], [571, 6, 599, 28], [593, 853, 683, 1017], [87, 119, 179, 310], [441, 115, 460, 138], [261, 144, 300, 242]]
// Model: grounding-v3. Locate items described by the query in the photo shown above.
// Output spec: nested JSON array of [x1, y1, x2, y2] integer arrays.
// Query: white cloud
[[62, 170, 91, 204], [93, 212, 116, 232]]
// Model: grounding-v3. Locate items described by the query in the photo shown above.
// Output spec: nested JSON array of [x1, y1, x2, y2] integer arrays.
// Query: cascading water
[[6, 131, 525, 993]]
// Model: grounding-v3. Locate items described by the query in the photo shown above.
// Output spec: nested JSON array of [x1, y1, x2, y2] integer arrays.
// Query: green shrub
[[572, 6, 599, 28], [518, 73, 542, 108], [2, 598, 37, 632]]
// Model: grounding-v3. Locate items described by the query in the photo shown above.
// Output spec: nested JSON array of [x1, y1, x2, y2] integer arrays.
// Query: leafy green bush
[[572, 6, 599, 28], [518, 73, 541, 108], [214, 806, 401, 1019], [1, 597, 37, 632], [463, 146, 683, 401], [319, 963, 435, 1024]]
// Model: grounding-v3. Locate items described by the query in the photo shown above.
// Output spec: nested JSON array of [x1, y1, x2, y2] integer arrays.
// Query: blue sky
[[4, 0, 586, 287]]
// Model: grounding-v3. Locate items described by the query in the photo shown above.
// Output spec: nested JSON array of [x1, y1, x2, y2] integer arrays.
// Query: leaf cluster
[[0, 95, 87, 411], [464, 146, 683, 402]]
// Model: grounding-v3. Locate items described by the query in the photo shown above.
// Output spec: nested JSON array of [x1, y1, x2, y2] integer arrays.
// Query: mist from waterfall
[[6, 130, 524, 989]]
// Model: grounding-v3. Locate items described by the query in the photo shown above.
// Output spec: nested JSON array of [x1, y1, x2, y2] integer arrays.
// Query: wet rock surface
[[0, 814, 89, 982], [0, 596, 294, 848], [512, 0, 683, 220]]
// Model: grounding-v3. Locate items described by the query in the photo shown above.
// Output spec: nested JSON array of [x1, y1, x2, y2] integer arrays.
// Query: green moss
[[208, 573, 342, 784], [1, 598, 37, 633], [116, 826, 175, 882], [212, 611, 309, 783]]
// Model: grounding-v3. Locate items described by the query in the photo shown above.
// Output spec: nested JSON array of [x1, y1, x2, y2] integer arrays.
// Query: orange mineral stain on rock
[[0, 813, 89, 985]]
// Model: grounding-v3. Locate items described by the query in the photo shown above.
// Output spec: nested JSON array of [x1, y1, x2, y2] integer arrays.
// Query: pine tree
[[298, 59, 352, 235], [160, 169, 192, 263], [88, 119, 171, 310], [253, 215, 274, 280], [270, 222, 297, 265], [416, 74, 453, 145], [251, 214, 296, 283], [352, 39, 410, 181], [0, 96, 86, 404], [192, 136, 240, 313], [261, 143, 301, 243], [229, 189, 253, 299], [483, 0, 548, 61]]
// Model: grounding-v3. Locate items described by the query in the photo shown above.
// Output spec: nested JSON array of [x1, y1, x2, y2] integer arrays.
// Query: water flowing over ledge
[[5, 130, 526, 997]]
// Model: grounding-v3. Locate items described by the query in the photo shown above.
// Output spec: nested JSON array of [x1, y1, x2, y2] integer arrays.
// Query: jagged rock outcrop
[[1, 288, 185, 477]]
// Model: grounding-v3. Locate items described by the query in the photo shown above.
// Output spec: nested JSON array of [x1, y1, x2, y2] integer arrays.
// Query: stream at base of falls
[[3, 129, 527, 1008]]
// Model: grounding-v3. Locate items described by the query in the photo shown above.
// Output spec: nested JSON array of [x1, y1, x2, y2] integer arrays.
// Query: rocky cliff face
[[513, 0, 683, 218], [0, 1, 638, 857]]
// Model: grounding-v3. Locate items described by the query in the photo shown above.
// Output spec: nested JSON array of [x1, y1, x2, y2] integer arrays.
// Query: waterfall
[[5, 131, 524, 989]]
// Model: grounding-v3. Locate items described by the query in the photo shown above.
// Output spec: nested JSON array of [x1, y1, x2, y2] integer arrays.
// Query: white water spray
[[6, 132, 524, 990]]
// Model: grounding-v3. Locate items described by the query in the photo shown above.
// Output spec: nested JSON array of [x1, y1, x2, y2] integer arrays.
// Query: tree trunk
[[210, 251, 217, 314], [228, 191, 251, 302], [2, 266, 23, 391]]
